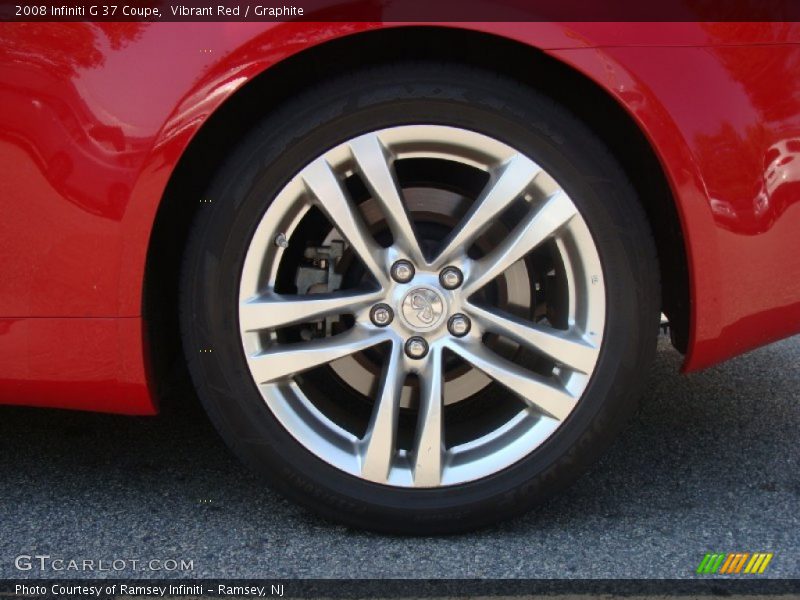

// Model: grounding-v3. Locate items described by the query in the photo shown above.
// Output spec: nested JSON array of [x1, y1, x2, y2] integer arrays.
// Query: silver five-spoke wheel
[[238, 125, 605, 488]]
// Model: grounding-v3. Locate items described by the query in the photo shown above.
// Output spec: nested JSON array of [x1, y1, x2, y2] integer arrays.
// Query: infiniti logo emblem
[[410, 291, 437, 324], [400, 287, 446, 331]]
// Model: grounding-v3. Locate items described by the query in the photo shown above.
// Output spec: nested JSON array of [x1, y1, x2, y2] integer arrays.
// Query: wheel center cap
[[399, 287, 446, 331]]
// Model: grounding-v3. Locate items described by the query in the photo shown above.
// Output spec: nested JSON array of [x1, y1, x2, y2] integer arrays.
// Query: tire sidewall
[[180, 65, 658, 533]]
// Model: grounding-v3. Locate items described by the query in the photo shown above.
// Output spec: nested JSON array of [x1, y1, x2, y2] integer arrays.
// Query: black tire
[[179, 62, 660, 534]]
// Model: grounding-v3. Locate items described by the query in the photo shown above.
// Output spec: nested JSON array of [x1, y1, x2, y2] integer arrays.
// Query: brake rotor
[[323, 186, 532, 408]]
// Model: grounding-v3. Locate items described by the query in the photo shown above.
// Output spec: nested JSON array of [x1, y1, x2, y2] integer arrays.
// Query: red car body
[[1, 21, 799, 415]]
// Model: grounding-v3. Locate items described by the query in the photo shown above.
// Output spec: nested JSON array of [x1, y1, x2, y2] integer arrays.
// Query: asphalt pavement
[[0, 334, 798, 579]]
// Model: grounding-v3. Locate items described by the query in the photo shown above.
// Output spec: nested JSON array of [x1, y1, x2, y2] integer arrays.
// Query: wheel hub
[[399, 286, 447, 332]]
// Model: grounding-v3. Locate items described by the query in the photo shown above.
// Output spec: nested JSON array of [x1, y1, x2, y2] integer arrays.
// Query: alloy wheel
[[238, 125, 606, 487]]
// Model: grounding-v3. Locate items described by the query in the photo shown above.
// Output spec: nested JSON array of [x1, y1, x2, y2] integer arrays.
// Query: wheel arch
[[143, 25, 692, 399]]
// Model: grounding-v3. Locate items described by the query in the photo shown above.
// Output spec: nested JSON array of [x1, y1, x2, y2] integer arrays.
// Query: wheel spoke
[[449, 340, 577, 421], [349, 134, 425, 264], [467, 304, 599, 374], [301, 158, 387, 285], [412, 346, 445, 486], [249, 328, 387, 384], [434, 154, 541, 267], [360, 341, 406, 482], [464, 190, 577, 295], [240, 290, 382, 332]]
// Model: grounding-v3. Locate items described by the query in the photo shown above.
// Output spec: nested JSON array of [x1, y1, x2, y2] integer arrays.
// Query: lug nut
[[370, 304, 394, 327], [405, 336, 429, 359], [448, 314, 471, 337], [439, 266, 463, 290], [390, 260, 415, 283]]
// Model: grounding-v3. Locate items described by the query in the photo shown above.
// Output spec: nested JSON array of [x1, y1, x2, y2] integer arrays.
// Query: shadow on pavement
[[0, 334, 797, 577]]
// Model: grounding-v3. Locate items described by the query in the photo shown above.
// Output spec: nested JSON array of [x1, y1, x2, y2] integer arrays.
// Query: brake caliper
[[294, 240, 345, 338]]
